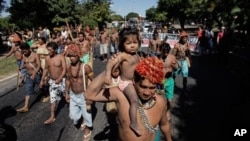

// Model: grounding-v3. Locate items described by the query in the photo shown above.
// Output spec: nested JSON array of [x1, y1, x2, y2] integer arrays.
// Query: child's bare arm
[[104, 53, 122, 84]]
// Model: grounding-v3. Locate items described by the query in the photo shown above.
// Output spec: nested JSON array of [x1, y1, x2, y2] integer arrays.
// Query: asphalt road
[[0, 48, 250, 141]]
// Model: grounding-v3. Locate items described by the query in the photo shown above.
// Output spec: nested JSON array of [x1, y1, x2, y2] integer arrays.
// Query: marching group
[[4, 24, 192, 141]]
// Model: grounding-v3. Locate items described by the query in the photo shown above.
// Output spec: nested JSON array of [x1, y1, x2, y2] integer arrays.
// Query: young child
[[104, 27, 142, 136]]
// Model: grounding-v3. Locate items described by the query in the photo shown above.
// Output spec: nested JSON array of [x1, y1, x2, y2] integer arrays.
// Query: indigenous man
[[99, 27, 109, 62], [85, 57, 172, 141], [5, 32, 26, 87], [171, 31, 191, 95], [148, 31, 163, 57], [75, 32, 91, 65], [16, 43, 41, 112], [64, 44, 94, 141], [39, 42, 66, 125], [110, 27, 119, 54], [31, 37, 50, 102]]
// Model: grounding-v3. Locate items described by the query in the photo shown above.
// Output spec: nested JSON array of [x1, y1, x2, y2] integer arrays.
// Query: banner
[[140, 32, 198, 52]]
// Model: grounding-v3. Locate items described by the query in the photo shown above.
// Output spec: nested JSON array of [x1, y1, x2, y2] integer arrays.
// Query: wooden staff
[[16, 69, 20, 90], [64, 18, 74, 42]]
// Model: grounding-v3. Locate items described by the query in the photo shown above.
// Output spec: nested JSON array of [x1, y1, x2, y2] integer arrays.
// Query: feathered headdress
[[135, 57, 164, 84], [65, 43, 82, 57]]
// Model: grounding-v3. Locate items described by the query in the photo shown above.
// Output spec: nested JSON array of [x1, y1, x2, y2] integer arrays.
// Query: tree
[[0, 0, 6, 14], [45, 0, 79, 26], [126, 12, 139, 20], [110, 14, 123, 21], [145, 7, 157, 21], [7, 0, 50, 29]]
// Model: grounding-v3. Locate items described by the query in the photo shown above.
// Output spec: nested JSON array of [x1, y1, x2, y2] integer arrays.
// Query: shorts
[[110, 42, 118, 53], [25, 73, 41, 95], [100, 43, 108, 55], [118, 79, 133, 91], [174, 59, 189, 77], [80, 53, 90, 64], [48, 78, 65, 103], [163, 77, 174, 101], [16, 60, 26, 75], [69, 90, 92, 127]]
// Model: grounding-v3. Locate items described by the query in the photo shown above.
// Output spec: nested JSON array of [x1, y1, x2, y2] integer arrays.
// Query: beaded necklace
[[138, 97, 157, 133]]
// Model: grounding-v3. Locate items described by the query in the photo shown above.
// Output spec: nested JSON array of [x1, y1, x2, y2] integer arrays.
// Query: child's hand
[[110, 52, 120, 60]]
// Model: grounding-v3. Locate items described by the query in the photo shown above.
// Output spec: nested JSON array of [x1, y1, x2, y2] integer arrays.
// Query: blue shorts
[[69, 90, 92, 127], [16, 60, 27, 75], [163, 77, 174, 101], [154, 128, 160, 141], [25, 73, 41, 95], [174, 59, 189, 77], [80, 53, 90, 64]]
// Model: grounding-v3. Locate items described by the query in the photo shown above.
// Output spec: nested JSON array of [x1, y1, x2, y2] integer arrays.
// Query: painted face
[[135, 78, 157, 101], [123, 35, 139, 54]]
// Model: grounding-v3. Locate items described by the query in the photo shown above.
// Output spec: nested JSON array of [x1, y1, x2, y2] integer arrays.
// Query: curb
[[0, 73, 17, 83]]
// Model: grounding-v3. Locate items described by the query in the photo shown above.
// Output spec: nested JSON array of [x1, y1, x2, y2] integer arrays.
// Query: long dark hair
[[118, 27, 141, 52]]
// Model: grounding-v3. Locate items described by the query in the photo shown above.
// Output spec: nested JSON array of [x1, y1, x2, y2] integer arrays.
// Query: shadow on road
[[0, 106, 17, 141], [170, 54, 250, 141]]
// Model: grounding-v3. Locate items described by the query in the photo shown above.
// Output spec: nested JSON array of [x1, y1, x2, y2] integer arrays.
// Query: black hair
[[133, 71, 145, 83], [39, 37, 46, 43], [160, 42, 171, 60], [19, 43, 30, 50], [118, 27, 141, 52], [46, 42, 58, 50]]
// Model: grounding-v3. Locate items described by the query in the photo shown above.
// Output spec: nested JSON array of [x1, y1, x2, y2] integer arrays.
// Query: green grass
[[0, 56, 18, 79]]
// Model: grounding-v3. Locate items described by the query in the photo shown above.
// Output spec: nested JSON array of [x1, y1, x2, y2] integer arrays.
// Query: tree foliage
[[153, 0, 250, 32], [0, 0, 6, 14], [6, 0, 112, 30], [126, 12, 139, 20]]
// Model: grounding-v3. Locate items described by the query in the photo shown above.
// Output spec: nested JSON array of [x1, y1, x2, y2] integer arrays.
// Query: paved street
[[0, 48, 249, 141]]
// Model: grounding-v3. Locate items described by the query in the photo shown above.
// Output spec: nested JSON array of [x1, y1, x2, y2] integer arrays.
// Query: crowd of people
[[3, 22, 197, 141]]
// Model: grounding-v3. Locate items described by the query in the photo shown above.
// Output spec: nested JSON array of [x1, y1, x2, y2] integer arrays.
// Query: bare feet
[[130, 124, 142, 136], [42, 96, 50, 103], [83, 130, 92, 141], [16, 107, 29, 113], [44, 118, 55, 125]]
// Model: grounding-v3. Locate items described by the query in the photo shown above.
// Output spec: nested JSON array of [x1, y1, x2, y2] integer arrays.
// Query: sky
[[110, 0, 157, 17], [1, 0, 157, 17]]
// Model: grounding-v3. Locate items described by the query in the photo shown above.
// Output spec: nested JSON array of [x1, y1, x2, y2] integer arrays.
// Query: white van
[[143, 24, 152, 33]]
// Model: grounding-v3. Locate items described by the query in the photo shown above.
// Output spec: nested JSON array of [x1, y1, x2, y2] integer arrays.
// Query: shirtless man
[[39, 42, 66, 125], [31, 37, 50, 102], [160, 42, 178, 120], [85, 57, 172, 141], [110, 27, 119, 54], [148, 31, 163, 57], [171, 31, 191, 95], [5, 32, 26, 87], [75, 32, 91, 64], [64, 44, 94, 141], [99, 28, 109, 62], [16, 43, 41, 112]]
